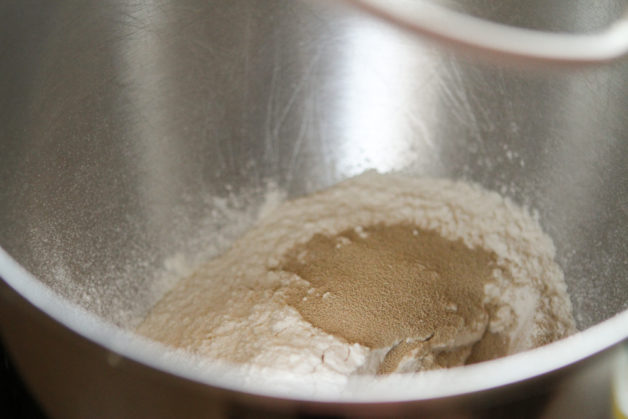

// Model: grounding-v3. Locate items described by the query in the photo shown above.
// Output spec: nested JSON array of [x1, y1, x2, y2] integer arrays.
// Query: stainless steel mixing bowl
[[1, 0, 627, 417]]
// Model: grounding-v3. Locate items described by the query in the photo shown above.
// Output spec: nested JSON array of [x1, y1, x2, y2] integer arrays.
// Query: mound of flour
[[137, 171, 575, 383]]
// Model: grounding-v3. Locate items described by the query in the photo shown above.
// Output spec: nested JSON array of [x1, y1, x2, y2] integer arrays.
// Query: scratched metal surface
[[0, 0, 626, 354]]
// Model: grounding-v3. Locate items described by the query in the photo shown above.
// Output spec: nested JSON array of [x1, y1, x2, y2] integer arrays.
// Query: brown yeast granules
[[280, 224, 505, 373], [137, 171, 576, 383]]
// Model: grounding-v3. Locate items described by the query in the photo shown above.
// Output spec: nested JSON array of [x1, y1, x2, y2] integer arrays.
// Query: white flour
[[137, 171, 575, 388]]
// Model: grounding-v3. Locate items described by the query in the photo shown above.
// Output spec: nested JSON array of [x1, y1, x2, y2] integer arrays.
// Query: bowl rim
[[1, 245, 627, 402]]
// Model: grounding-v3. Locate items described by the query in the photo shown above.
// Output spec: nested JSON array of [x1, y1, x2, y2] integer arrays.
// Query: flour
[[137, 171, 575, 387]]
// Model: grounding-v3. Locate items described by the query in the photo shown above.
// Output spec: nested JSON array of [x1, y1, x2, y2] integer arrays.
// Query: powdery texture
[[137, 171, 576, 384]]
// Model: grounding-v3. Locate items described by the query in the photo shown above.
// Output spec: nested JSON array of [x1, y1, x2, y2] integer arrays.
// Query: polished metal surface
[[0, 0, 627, 417], [346, 0, 628, 63]]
